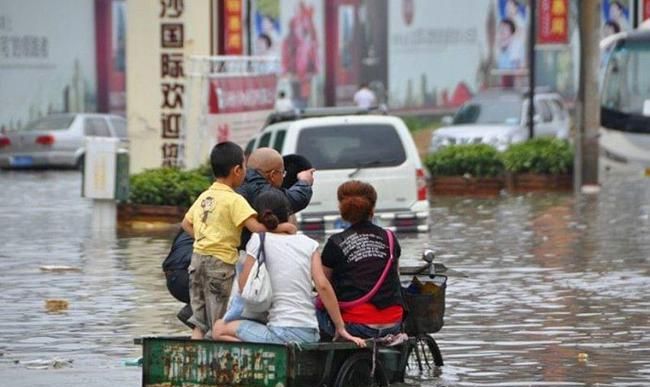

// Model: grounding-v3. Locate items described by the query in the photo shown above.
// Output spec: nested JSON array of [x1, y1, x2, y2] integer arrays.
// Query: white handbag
[[240, 233, 273, 313]]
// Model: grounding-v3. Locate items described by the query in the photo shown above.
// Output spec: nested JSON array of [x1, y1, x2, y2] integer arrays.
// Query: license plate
[[334, 218, 350, 229], [10, 156, 33, 167]]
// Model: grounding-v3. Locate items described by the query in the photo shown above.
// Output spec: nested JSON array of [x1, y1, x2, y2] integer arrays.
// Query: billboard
[[325, 0, 388, 106], [0, 0, 97, 132], [601, 0, 633, 38], [206, 74, 277, 156], [278, 0, 325, 108], [388, 0, 491, 111]]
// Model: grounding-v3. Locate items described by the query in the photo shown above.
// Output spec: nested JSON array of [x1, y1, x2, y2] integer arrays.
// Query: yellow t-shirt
[[184, 182, 256, 264]]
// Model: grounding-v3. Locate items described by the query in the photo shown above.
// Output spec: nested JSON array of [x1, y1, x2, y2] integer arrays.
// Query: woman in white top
[[213, 190, 365, 346]]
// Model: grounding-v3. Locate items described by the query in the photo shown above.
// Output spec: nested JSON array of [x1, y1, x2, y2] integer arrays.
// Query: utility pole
[[528, 0, 537, 140], [575, 0, 601, 189]]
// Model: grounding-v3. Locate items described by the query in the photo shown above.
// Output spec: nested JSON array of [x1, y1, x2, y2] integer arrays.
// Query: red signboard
[[538, 0, 568, 45], [208, 75, 277, 114], [223, 0, 243, 55]]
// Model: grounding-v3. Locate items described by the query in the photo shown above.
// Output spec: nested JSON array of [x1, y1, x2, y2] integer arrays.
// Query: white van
[[245, 110, 429, 233]]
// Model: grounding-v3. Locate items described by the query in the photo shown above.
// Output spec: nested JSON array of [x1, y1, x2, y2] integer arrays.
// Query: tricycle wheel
[[334, 352, 389, 387], [406, 334, 443, 372]]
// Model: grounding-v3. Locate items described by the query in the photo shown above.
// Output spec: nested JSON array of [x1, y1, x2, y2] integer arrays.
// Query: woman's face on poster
[[505, 0, 519, 18], [610, 2, 623, 20]]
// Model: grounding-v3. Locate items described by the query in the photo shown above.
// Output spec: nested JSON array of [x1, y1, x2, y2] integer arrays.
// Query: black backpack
[[162, 230, 194, 272]]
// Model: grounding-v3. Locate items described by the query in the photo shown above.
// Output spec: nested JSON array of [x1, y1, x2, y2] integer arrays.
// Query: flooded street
[[0, 170, 649, 386]]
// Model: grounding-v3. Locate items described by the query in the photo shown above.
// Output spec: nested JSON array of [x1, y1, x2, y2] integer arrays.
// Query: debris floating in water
[[45, 299, 69, 313], [19, 358, 74, 370], [40, 265, 81, 273]]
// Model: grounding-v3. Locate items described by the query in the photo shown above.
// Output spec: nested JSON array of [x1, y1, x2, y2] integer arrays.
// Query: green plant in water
[[500, 138, 573, 174], [129, 167, 212, 208], [425, 144, 504, 177]]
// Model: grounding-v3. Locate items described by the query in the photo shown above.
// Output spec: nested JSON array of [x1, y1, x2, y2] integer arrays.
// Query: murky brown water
[[0, 170, 649, 386]]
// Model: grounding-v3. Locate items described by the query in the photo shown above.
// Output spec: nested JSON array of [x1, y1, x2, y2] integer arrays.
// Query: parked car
[[429, 90, 570, 153], [0, 113, 127, 169], [245, 108, 429, 233]]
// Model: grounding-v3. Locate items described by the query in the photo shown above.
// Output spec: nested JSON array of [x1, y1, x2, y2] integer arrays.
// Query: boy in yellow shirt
[[181, 142, 294, 339]]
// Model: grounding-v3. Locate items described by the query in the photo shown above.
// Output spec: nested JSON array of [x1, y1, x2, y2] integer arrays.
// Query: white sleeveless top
[[246, 233, 319, 328]]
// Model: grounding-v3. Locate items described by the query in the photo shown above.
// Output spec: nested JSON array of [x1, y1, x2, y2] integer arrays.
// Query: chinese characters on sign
[[0, 35, 49, 59], [159, 0, 185, 167], [538, 0, 568, 45], [223, 0, 243, 55]]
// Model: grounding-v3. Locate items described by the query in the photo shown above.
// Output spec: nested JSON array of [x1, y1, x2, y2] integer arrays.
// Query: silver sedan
[[0, 113, 127, 169]]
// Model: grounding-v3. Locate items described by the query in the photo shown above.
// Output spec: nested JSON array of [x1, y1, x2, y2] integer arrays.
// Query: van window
[[272, 130, 286, 152], [245, 139, 255, 156], [296, 124, 406, 170], [258, 132, 272, 148]]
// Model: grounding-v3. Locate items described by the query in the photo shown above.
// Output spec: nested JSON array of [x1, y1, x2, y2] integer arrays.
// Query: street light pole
[[528, 0, 537, 140]]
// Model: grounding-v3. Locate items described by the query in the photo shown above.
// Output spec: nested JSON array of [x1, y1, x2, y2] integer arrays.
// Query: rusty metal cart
[[140, 252, 452, 386]]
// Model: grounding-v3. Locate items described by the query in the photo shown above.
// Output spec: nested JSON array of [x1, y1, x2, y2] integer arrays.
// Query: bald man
[[238, 147, 314, 212], [163, 147, 314, 328]]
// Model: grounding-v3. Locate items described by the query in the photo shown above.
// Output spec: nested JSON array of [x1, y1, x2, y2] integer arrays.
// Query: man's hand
[[297, 168, 316, 186]]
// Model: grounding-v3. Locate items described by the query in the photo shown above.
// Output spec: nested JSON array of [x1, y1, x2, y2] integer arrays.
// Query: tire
[[334, 352, 389, 387], [406, 335, 443, 374]]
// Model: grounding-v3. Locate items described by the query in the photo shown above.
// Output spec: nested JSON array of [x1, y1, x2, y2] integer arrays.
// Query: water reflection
[[0, 170, 648, 386]]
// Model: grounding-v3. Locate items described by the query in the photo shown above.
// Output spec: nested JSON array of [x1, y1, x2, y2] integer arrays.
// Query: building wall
[[126, 0, 212, 173], [0, 0, 97, 132]]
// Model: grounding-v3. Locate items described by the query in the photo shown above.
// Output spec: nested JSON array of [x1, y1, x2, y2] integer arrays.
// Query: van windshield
[[295, 124, 406, 170]]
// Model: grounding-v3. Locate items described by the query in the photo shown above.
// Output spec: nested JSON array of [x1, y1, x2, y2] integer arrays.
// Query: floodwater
[[0, 170, 649, 386]]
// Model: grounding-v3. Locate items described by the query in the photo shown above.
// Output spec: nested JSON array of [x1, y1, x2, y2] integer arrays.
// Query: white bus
[[599, 26, 650, 179]]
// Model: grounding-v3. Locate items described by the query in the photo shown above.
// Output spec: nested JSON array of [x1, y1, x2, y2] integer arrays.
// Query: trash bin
[[82, 137, 129, 200]]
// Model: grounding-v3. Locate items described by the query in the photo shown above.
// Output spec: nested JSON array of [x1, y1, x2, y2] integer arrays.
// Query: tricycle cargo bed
[[140, 336, 408, 387]]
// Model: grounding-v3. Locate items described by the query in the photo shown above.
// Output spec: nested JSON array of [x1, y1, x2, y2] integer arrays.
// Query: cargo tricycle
[[140, 251, 453, 386]]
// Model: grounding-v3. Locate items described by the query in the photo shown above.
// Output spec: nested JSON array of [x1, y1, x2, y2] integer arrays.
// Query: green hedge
[[500, 138, 573, 174], [129, 167, 211, 208], [425, 144, 504, 177]]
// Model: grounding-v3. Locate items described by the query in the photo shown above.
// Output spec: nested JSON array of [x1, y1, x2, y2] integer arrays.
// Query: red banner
[[223, 0, 243, 55], [644, 0, 650, 21], [538, 0, 568, 45], [208, 75, 277, 114]]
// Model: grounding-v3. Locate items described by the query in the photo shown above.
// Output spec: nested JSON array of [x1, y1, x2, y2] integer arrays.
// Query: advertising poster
[[325, 0, 388, 106], [538, 0, 569, 45], [206, 74, 277, 155], [388, 0, 491, 111], [0, 0, 97, 133], [252, 0, 281, 59], [601, 0, 633, 38], [495, 0, 529, 71], [278, 0, 325, 108]]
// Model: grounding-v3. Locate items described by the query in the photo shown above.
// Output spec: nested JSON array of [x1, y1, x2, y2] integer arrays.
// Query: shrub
[[129, 167, 211, 208], [500, 138, 573, 174], [425, 144, 504, 177]]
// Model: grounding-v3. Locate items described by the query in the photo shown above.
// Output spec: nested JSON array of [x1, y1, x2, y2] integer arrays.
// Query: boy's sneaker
[[177, 304, 195, 329]]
